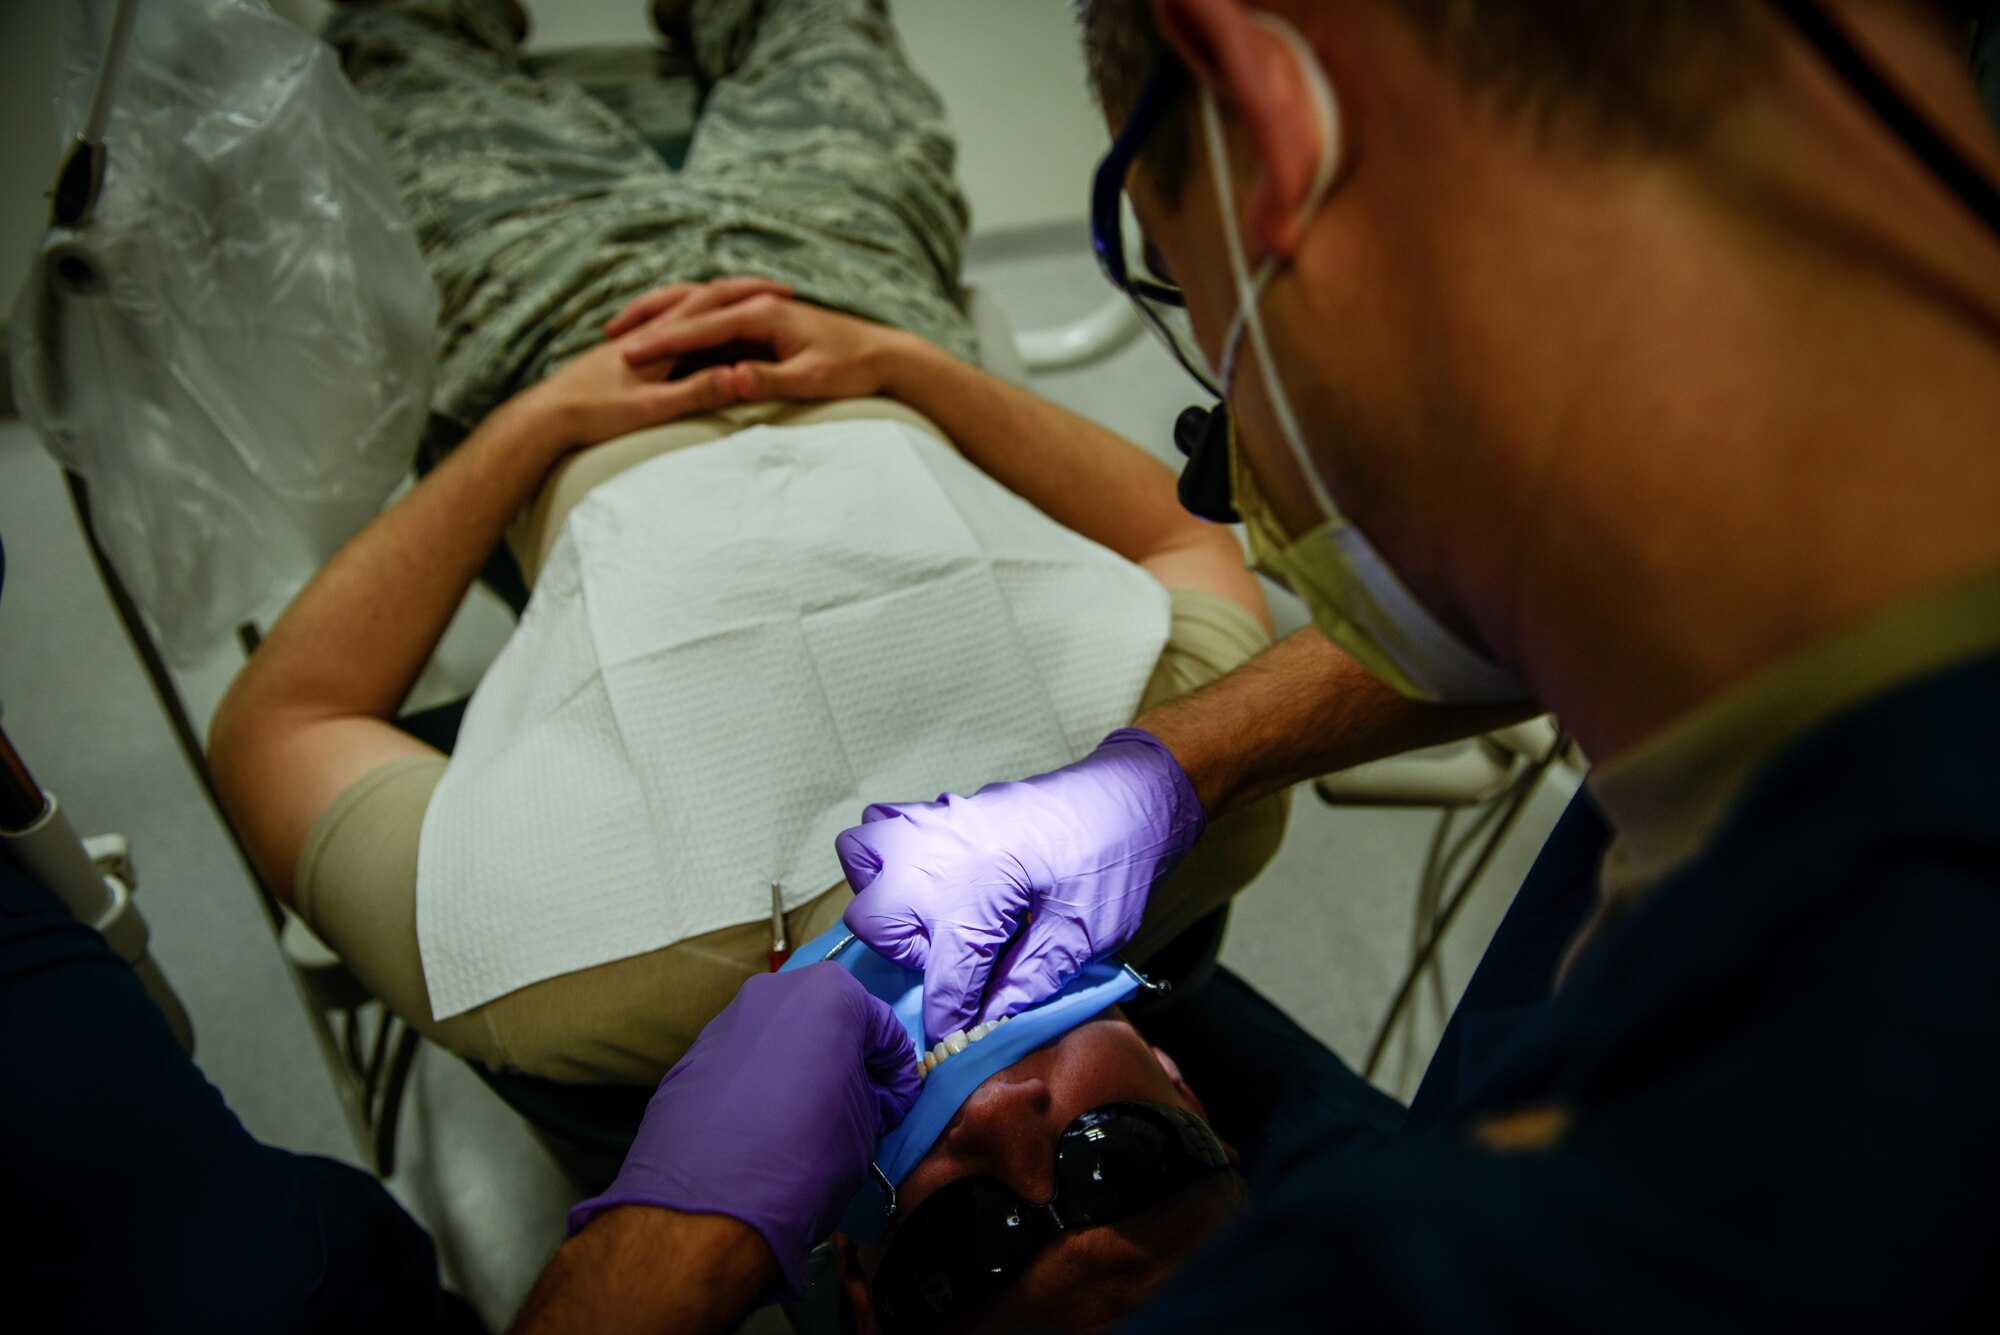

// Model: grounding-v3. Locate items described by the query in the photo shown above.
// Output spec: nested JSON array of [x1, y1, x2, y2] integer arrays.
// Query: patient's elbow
[[205, 681, 256, 819], [203, 685, 304, 904], [1139, 525, 1272, 634]]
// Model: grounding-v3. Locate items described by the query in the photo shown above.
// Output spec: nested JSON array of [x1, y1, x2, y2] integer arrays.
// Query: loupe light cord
[[1777, 0, 2000, 242], [1361, 731, 1568, 1083], [52, 0, 143, 229], [80, 0, 143, 154]]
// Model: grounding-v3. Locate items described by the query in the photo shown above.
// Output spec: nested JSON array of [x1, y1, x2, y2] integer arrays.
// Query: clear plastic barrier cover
[[9, 0, 437, 662]]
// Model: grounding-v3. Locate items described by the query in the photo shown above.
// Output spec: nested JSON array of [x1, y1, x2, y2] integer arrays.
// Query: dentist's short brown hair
[[1082, 1, 1973, 199]]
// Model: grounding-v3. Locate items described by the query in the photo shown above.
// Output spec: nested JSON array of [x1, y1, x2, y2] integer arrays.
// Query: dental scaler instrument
[[767, 881, 792, 971]]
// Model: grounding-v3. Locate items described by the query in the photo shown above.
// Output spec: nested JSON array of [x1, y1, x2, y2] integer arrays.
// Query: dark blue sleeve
[[1117, 809, 2000, 1331], [1132, 967, 1406, 1187], [1, 855, 478, 1334], [1403, 790, 1606, 1128]]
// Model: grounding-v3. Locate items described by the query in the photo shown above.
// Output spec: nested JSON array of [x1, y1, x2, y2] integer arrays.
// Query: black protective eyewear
[[870, 1100, 1232, 1335]]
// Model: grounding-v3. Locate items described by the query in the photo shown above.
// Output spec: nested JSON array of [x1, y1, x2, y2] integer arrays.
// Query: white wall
[[891, 0, 1107, 234], [0, 3, 65, 325]]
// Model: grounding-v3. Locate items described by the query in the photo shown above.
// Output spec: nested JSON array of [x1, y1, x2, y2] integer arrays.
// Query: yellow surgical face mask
[[1228, 419, 1525, 703], [1201, 17, 1529, 706]]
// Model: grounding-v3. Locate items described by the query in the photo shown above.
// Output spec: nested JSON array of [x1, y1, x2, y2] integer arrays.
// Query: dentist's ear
[[1152, 0, 1344, 259]]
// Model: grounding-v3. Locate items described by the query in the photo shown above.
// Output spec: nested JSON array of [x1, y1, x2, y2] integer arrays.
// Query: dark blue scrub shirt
[[1, 852, 482, 1334], [1123, 638, 2000, 1331]]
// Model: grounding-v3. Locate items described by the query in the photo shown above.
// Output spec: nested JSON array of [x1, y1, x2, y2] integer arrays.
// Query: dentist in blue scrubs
[[516, 1, 2000, 1330]]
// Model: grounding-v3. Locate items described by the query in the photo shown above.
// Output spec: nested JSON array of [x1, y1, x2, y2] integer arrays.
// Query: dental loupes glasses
[[1091, 57, 1222, 397]]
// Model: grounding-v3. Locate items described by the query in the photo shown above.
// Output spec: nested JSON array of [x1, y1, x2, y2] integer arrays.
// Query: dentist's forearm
[[510, 1207, 771, 1335], [1137, 626, 1536, 815]]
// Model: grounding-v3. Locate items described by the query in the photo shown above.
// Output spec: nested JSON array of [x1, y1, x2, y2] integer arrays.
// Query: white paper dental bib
[[415, 421, 1172, 1019]]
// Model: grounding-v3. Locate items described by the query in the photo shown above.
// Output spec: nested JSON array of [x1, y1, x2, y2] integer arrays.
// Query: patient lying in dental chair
[[207, 2, 1280, 1311], [208, 2, 1283, 1321], [211, 0, 1286, 1083]]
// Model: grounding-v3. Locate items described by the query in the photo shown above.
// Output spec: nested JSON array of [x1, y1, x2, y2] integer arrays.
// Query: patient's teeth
[[919, 1017, 1024, 1081]]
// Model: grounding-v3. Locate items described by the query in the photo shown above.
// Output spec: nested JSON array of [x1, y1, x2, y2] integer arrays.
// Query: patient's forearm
[[1140, 626, 1537, 815], [878, 335, 1262, 614], [207, 335, 743, 897], [206, 395, 572, 896], [221, 397, 566, 725], [880, 337, 1175, 547], [511, 1207, 771, 1335], [617, 292, 1263, 613]]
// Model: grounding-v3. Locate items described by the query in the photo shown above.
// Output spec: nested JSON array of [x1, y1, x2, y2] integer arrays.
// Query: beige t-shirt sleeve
[[293, 755, 516, 1065], [295, 754, 442, 953], [297, 753, 853, 1083], [1122, 588, 1292, 965]]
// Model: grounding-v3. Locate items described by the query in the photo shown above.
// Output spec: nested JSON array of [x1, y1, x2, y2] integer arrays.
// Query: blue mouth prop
[[780, 921, 1143, 1242]]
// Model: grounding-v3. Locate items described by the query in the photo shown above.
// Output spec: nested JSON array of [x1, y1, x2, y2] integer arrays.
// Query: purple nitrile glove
[[836, 728, 1205, 1046], [567, 964, 920, 1301]]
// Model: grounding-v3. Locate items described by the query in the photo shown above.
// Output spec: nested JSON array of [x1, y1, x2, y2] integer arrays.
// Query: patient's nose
[[947, 1074, 1059, 1202]]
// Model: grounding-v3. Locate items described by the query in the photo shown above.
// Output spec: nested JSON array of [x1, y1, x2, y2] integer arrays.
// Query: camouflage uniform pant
[[326, 0, 977, 457]]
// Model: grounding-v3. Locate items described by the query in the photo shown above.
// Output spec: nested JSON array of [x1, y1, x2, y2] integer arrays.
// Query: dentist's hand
[[567, 964, 920, 1301], [837, 729, 1206, 1046]]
